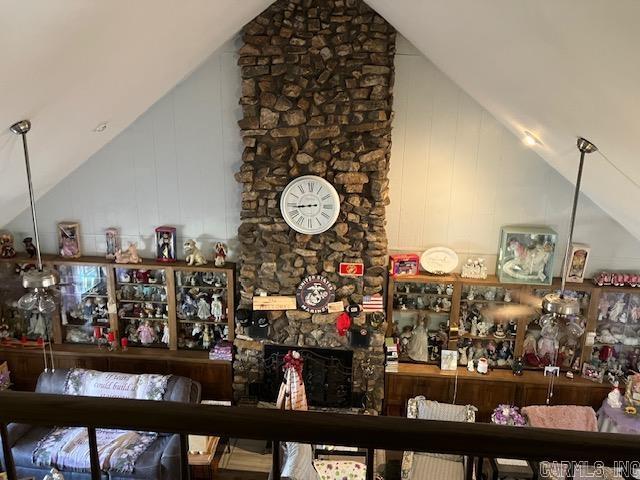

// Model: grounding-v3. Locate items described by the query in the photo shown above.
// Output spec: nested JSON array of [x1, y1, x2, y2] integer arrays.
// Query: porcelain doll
[[399, 325, 413, 354], [458, 346, 469, 366], [214, 242, 228, 267], [477, 319, 492, 337], [127, 319, 139, 342], [94, 298, 108, 319], [486, 340, 497, 365], [537, 324, 559, 364], [143, 302, 155, 318], [0, 232, 16, 258], [23, 237, 37, 258], [407, 316, 429, 362], [161, 324, 170, 345], [428, 334, 441, 362], [197, 297, 211, 320], [471, 316, 479, 336], [181, 294, 197, 319], [608, 298, 626, 323], [184, 239, 207, 266], [137, 320, 156, 345], [470, 340, 487, 361], [211, 295, 223, 322], [523, 333, 540, 366], [467, 287, 476, 301], [441, 297, 452, 312], [497, 343, 513, 366], [105, 228, 120, 261], [155, 306, 164, 319]]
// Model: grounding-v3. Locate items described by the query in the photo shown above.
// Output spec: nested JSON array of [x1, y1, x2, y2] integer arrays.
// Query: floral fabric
[[64, 368, 169, 400], [313, 460, 366, 480]]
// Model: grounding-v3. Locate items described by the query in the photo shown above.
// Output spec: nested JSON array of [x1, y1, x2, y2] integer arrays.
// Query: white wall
[[5, 35, 640, 275], [5, 38, 244, 260], [388, 36, 640, 277]]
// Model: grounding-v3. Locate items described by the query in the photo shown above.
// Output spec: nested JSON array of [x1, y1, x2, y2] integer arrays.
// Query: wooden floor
[[215, 439, 270, 479]]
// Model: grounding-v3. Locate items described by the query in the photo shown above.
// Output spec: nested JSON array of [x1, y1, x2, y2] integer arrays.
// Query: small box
[[390, 254, 419, 276]]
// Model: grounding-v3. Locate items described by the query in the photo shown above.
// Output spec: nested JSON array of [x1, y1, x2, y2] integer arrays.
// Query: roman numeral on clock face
[[298, 185, 305, 194], [321, 211, 330, 219], [286, 202, 297, 208], [296, 217, 304, 225], [322, 204, 333, 209], [307, 218, 313, 229], [308, 182, 315, 192], [321, 194, 331, 200], [289, 209, 299, 217]]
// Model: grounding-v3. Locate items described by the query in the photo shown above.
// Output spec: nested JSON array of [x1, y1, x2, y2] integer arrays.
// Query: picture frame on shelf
[[155, 226, 177, 262], [496, 226, 557, 286], [440, 349, 458, 371], [57, 222, 81, 258], [566, 243, 590, 283], [389, 254, 419, 277]]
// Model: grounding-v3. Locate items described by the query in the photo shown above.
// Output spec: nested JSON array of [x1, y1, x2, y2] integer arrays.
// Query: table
[[188, 436, 220, 480], [598, 400, 640, 434]]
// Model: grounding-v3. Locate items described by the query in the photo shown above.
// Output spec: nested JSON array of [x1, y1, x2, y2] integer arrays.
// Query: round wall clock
[[296, 274, 336, 313], [280, 175, 340, 234]]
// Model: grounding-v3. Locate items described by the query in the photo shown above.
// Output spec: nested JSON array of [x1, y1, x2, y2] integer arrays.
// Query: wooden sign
[[253, 296, 297, 311], [339, 262, 364, 277], [327, 301, 345, 313]]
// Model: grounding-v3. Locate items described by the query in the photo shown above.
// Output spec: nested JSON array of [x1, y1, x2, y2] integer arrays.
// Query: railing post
[[272, 440, 281, 480], [87, 427, 101, 480], [366, 447, 374, 480], [179, 433, 191, 480], [1, 423, 17, 480]]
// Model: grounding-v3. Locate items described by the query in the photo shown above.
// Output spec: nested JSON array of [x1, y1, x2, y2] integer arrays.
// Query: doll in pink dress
[[137, 320, 156, 345]]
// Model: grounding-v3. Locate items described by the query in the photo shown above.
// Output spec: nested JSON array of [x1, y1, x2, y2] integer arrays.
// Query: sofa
[[1, 368, 201, 480]]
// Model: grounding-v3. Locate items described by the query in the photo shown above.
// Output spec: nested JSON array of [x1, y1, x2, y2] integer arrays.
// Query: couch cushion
[[409, 453, 464, 480], [105, 436, 171, 480]]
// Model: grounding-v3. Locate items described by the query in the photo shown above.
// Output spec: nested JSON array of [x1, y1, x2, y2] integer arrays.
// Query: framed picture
[[155, 226, 177, 262], [58, 222, 81, 258], [566, 243, 590, 283], [440, 349, 458, 371], [390, 254, 419, 276], [496, 226, 557, 285]]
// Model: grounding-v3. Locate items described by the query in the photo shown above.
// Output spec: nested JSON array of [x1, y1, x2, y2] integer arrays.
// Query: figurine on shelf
[[156, 226, 177, 262], [399, 325, 413, 354], [0, 232, 16, 258], [538, 324, 559, 365], [137, 320, 156, 345], [484, 289, 496, 301], [461, 257, 488, 279], [441, 297, 452, 312], [494, 323, 506, 338], [184, 239, 207, 266], [503, 290, 512, 303], [143, 302, 155, 318], [202, 327, 211, 349], [477, 319, 492, 337], [407, 315, 429, 362], [115, 243, 143, 264], [497, 342, 513, 367], [416, 296, 425, 310], [82, 299, 94, 324], [470, 340, 487, 362], [609, 297, 627, 323], [23, 237, 37, 258], [161, 324, 170, 345], [512, 356, 524, 376], [471, 315, 479, 337], [202, 272, 215, 285], [458, 346, 469, 366], [181, 293, 198, 319], [445, 284, 454, 296], [94, 298, 108, 319], [126, 320, 139, 343], [523, 333, 540, 366], [105, 228, 120, 261], [197, 296, 211, 320], [211, 294, 223, 322], [607, 381, 623, 409], [214, 242, 228, 267], [135, 269, 150, 284], [507, 319, 517, 337], [467, 287, 476, 301]]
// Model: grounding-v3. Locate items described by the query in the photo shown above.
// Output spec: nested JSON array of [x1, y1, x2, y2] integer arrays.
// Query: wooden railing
[[1, 391, 640, 480]]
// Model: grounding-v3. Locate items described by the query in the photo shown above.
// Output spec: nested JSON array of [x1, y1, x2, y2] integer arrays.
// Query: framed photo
[[58, 222, 81, 258], [440, 349, 458, 371], [155, 226, 177, 262], [566, 243, 590, 283], [496, 226, 557, 285]]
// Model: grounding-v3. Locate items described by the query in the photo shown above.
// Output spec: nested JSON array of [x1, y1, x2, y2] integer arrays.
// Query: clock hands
[[297, 204, 318, 208]]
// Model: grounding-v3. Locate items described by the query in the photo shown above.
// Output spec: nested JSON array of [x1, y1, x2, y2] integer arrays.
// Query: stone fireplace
[[233, 0, 396, 412]]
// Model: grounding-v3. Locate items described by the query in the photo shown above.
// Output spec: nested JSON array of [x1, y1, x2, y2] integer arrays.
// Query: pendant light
[[10, 120, 59, 371], [540, 137, 597, 403]]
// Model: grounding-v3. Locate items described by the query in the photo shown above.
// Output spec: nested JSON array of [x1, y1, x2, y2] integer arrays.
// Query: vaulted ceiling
[[2, 0, 640, 238]]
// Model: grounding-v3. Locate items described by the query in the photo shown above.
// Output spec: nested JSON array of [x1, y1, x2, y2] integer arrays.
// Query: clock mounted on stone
[[280, 175, 340, 234]]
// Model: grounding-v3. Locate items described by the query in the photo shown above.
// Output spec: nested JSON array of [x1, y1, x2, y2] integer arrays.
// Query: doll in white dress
[[407, 316, 429, 362]]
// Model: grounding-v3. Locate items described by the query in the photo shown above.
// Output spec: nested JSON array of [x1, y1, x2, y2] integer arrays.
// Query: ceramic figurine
[[484, 288, 496, 301], [512, 356, 524, 376], [43, 468, 65, 480], [596, 328, 617, 345], [126, 320, 139, 343], [467, 360, 475, 372], [471, 316, 479, 336], [445, 284, 454, 296], [467, 287, 476, 301], [416, 296, 425, 310], [202, 272, 215, 285], [507, 319, 517, 337], [115, 243, 143, 264], [407, 316, 429, 362], [0, 231, 16, 258], [23, 237, 37, 257], [82, 299, 94, 323], [211, 294, 223, 322], [477, 357, 489, 374], [607, 381, 623, 408], [477, 319, 492, 337], [461, 257, 488, 279], [202, 327, 211, 349], [609, 298, 626, 322], [137, 320, 156, 345], [503, 290, 512, 303], [184, 239, 207, 266], [214, 242, 228, 267], [105, 228, 120, 261], [181, 294, 198, 319], [494, 323, 506, 338], [497, 343, 513, 367], [436, 284, 445, 295], [94, 298, 107, 319], [458, 346, 469, 366], [399, 325, 413, 354], [197, 297, 211, 320], [441, 297, 452, 312], [470, 340, 487, 361], [135, 269, 150, 284], [156, 226, 177, 262], [192, 322, 203, 338]]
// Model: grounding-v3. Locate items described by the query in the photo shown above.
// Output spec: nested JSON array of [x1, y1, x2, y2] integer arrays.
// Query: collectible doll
[[523, 333, 540, 366], [94, 298, 108, 320], [127, 319, 139, 343], [137, 320, 156, 345], [82, 299, 94, 324], [161, 324, 170, 345], [197, 297, 211, 320], [214, 242, 228, 267], [158, 232, 175, 261], [407, 316, 429, 362], [211, 295, 223, 322], [202, 327, 211, 349], [537, 324, 559, 366], [0, 232, 16, 258]]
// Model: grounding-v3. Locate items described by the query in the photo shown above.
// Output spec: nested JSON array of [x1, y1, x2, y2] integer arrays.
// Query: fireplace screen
[[262, 346, 354, 408]]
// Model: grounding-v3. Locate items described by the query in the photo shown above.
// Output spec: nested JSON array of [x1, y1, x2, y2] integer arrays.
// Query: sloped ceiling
[[367, 0, 640, 239], [3, 0, 640, 241], [0, 0, 270, 227]]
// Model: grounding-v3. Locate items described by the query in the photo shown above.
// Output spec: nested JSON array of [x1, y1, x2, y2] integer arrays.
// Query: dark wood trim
[[0, 422, 17, 480], [0, 391, 638, 464], [87, 426, 101, 480]]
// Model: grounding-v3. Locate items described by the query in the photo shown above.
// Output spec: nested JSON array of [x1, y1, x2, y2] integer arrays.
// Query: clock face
[[280, 175, 340, 234]]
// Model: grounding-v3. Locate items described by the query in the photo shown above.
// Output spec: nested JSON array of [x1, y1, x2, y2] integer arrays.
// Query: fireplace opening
[[261, 345, 354, 409]]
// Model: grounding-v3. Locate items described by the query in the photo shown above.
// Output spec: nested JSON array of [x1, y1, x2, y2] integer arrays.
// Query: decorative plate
[[420, 247, 459, 274], [296, 275, 336, 314]]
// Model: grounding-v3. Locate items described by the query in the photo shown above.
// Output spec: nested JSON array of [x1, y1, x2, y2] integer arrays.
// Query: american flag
[[362, 294, 384, 312]]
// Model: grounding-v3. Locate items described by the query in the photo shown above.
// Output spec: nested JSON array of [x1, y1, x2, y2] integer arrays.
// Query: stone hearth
[[233, 0, 396, 412]]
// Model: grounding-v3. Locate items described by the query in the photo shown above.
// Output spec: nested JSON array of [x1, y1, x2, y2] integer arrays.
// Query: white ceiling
[[3, 0, 640, 240], [0, 0, 270, 227], [367, 0, 640, 239]]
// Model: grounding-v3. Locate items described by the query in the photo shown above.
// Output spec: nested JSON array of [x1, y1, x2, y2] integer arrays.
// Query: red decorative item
[[389, 254, 419, 276], [339, 262, 364, 277], [283, 350, 303, 375], [107, 332, 115, 342], [20, 335, 27, 345], [94, 327, 102, 339], [336, 312, 351, 336], [36, 338, 44, 346], [121, 337, 129, 350], [599, 345, 614, 362]]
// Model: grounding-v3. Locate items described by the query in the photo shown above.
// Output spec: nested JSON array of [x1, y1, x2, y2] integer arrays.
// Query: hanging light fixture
[[10, 120, 59, 371], [542, 137, 597, 317]]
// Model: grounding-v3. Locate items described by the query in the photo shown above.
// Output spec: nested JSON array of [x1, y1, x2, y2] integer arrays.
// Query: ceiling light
[[523, 131, 540, 147], [93, 122, 108, 133]]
